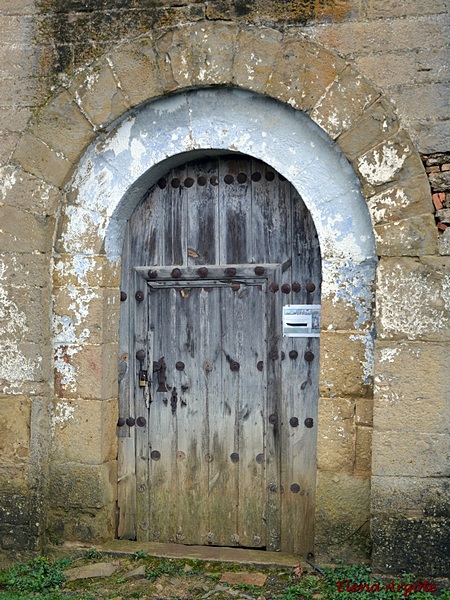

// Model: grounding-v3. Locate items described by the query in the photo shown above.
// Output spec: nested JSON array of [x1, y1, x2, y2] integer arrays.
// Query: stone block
[[372, 430, 449, 478], [0, 106, 32, 134], [321, 295, 374, 333], [319, 332, 373, 397], [356, 48, 450, 88], [53, 287, 120, 345], [51, 398, 118, 464], [356, 134, 417, 189], [389, 82, 449, 123], [55, 205, 107, 255], [363, 0, 449, 19], [0, 526, 33, 551], [53, 254, 121, 288], [0, 166, 61, 216], [374, 341, 450, 434], [0, 342, 51, 393], [0, 396, 31, 469], [311, 66, 379, 139], [428, 169, 450, 192], [0, 42, 35, 77], [267, 36, 346, 113], [69, 59, 130, 128], [153, 28, 193, 93], [29, 90, 94, 163], [354, 425, 372, 475], [366, 176, 433, 226], [371, 476, 450, 518], [0, 285, 50, 343], [317, 397, 355, 474], [13, 132, 73, 188], [374, 214, 438, 257], [0, 205, 53, 253], [62, 343, 119, 400], [376, 257, 450, 341], [412, 118, 450, 154], [189, 21, 238, 87], [355, 398, 373, 426], [233, 27, 282, 91], [310, 16, 449, 55], [0, 493, 29, 525], [0, 0, 35, 15], [315, 471, 371, 561], [0, 75, 38, 107], [0, 133, 18, 164], [337, 98, 399, 160], [48, 460, 117, 509], [47, 503, 116, 544], [371, 515, 450, 577], [0, 253, 50, 289], [108, 35, 162, 108]]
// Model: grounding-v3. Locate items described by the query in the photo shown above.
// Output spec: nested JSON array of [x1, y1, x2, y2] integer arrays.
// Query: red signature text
[[337, 580, 437, 597]]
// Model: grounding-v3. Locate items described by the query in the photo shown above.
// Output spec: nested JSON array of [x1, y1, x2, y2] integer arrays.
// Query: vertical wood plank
[[187, 158, 220, 266], [117, 437, 136, 539]]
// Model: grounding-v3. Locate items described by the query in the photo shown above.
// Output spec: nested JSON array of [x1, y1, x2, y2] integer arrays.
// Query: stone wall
[[0, 0, 448, 577]]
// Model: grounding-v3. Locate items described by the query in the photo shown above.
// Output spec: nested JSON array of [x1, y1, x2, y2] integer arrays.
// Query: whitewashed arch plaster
[[65, 88, 377, 330]]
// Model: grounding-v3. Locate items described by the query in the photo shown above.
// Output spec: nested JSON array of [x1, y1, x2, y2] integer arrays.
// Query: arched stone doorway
[[52, 87, 376, 554]]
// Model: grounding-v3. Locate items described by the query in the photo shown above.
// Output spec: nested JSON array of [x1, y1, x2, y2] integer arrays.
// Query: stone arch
[[11, 21, 435, 551]]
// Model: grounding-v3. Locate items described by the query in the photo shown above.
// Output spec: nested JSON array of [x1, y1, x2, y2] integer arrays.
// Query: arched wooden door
[[117, 155, 321, 554]]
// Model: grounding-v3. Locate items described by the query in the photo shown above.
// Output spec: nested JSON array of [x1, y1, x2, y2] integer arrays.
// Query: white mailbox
[[283, 305, 321, 337]]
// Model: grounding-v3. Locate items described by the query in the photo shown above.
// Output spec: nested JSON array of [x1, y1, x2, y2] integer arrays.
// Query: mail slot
[[283, 305, 321, 337]]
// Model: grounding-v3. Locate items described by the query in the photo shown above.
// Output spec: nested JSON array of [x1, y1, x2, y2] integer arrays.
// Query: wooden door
[[118, 155, 321, 554]]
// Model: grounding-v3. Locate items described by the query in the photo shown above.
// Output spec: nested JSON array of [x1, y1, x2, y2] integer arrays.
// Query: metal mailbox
[[282, 304, 321, 337]]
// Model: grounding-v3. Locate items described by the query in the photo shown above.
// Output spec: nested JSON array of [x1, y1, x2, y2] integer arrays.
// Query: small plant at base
[[133, 550, 150, 560], [146, 558, 183, 581], [1, 556, 72, 593], [83, 549, 103, 560]]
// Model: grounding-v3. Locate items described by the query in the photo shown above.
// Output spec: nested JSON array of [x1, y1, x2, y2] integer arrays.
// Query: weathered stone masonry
[[0, 0, 449, 577]]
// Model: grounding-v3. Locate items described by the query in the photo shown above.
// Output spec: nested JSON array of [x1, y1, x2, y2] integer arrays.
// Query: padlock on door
[[139, 369, 148, 387]]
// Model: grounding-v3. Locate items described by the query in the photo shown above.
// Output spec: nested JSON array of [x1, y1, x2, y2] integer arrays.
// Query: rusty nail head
[[237, 172, 247, 184], [171, 178, 180, 188], [126, 417, 135, 427], [184, 177, 194, 187], [270, 282, 279, 292], [269, 413, 278, 424], [306, 282, 316, 293], [198, 175, 207, 186], [224, 174, 234, 184], [136, 416, 147, 427], [304, 351, 315, 362], [257, 360, 264, 371], [151, 450, 161, 460], [256, 453, 264, 464], [230, 361, 240, 372], [292, 282, 301, 292], [148, 269, 158, 279], [205, 453, 213, 462], [251, 172, 261, 182], [289, 350, 298, 360], [269, 483, 277, 492], [198, 267, 208, 277], [230, 452, 239, 463], [270, 350, 279, 361], [225, 267, 237, 276], [171, 268, 182, 278], [135, 290, 144, 302], [176, 361, 185, 371], [305, 418, 314, 428], [254, 266, 265, 275], [210, 175, 219, 186], [290, 417, 299, 427], [117, 417, 125, 427], [281, 283, 291, 294], [120, 291, 127, 301], [136, 349, 146, 362], [158, 178, 166, 189], [290, 483, 301, 493], [281, 351, 286, 361]]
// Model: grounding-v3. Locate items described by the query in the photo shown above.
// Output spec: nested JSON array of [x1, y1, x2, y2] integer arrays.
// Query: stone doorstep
[[62, 539, 304, 569], [220, 571, 268, 586]]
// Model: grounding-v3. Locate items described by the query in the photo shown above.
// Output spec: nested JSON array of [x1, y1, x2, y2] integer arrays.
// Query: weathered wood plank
[[187, 157, 220, 266], [117, 437, 136, 539]]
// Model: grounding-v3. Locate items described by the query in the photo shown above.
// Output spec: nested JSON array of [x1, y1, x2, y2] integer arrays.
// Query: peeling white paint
[[51, 401, 76, 434], [350, 331, 375, 383], [358, 140, 410, 186], [0, 259, 41, 393], [379, 347, 401, 363]]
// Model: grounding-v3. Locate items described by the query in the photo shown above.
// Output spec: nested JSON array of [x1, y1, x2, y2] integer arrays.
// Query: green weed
[[0, 556, 72, 593], [146, 558, 183, 581]]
